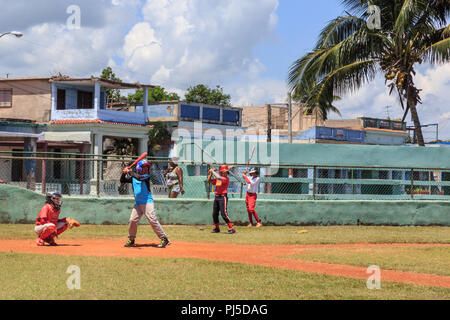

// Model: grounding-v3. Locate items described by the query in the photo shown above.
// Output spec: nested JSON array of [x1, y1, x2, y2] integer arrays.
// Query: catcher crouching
[[34, 191, 80, 246]]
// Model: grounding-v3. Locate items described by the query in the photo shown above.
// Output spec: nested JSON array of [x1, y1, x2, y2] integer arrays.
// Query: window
[[180, 104, 200, 119], [202, 107, 220, 121], [364, 119, 378, 128], [53, 149, 62, 180], [57, 89, 66, 110], [77, 91, 93, 109], [0, 89, 12, 108], [11, 149, 23, 181], [222, 109, 240, 124], [379, 120, 390, 129]]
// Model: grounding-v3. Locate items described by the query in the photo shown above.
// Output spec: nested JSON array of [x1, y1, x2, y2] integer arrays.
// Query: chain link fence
[[0, 151, 171, 198], [180, 163, 450, 200], [1, 151, 449, 200]]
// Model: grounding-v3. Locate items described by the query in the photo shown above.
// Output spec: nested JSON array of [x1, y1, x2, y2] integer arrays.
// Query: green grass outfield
[[0, 224, 449, 300]]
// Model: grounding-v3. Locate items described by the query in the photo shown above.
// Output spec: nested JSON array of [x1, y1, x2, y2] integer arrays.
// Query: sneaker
[[44, 238, 57, 246], [247, 223, 253, 227], [36, 238, 45, 246], [227, 229, 236, 234], [157, 237, 171, 248], [211, 228, 220, 233], [124, 239, 135, 247], [256, 223, 263, 228]]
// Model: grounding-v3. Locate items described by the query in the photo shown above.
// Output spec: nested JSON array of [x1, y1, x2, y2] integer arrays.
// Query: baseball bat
[[246, 146, 256, 171], [127, 152, 148, 170]]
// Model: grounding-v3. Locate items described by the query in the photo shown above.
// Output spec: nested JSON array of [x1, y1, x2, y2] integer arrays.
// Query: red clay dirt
[[1, 239, 449, 289]]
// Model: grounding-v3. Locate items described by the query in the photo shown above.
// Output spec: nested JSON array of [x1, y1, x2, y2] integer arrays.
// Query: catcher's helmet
[[219, 165, 229, 173], [249, 167, 259, 174], [46, 191, 62, 210], [136, 159, 151, 174]]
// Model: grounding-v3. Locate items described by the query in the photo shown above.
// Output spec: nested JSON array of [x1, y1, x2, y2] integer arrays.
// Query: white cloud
[[333, 64, 450, 140], [229, 78, 287, 106], [0, 2, 142, 78], [122, 0, 279, 89]]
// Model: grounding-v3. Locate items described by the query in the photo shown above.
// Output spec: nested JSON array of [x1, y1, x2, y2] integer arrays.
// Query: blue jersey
[[121, 172, 154, 205]]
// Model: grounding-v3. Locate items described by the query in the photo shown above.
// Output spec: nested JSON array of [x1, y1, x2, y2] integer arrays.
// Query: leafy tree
[[184, 84, 232, 107], [288, 0, 450, 146], [148, 121, 172, 156], [99, 67, 122, 105], [128, 86, 180, 104]]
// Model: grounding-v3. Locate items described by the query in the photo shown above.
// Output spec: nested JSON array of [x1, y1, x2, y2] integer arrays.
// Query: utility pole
[[267, 104, 272, 143], [437, 123, 439, 142], [288, 92, 292, 144]]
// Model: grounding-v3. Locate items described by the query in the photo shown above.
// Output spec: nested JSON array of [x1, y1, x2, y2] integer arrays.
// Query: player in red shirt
[[34, 191, 69, 246], [207, 165, 236, 234]]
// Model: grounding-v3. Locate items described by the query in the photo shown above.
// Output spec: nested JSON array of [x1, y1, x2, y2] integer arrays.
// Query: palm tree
[[293, 85, 342, 124], [288, 0, 450, 146]]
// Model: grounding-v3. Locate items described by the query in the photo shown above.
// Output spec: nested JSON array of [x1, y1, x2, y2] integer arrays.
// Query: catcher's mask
[[136, 159, 152, 174], [46, 191, 62, 210]]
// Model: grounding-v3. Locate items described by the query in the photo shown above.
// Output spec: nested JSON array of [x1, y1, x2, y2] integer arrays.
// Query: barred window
[[0, 89, 12, 108]]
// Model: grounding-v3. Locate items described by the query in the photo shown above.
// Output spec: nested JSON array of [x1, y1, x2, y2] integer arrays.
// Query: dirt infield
[[1, 239, 450, 289]]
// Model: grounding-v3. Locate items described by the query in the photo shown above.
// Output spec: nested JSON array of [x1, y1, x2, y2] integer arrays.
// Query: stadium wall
[[1, 185, 448, 226]]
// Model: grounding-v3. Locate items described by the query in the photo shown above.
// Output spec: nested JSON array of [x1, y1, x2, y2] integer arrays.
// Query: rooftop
[[0, 76, 154, 90], [49, 119, 153, 128]]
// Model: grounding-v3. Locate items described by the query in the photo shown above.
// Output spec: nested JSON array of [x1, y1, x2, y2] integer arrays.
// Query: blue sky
[[0, 0, 449, 140], [254, 1, 344, 80]]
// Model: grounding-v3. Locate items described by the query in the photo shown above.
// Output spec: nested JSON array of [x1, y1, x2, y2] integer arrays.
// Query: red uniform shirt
[[36, 203, 61, 226], [212, 176, 230, 195]]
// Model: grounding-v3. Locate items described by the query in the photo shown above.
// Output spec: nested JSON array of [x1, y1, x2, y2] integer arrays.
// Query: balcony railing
[[51, 108, 147, 125]]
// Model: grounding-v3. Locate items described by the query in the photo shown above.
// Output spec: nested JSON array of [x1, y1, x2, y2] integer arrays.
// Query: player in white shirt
[[242, 167, 262, 227]]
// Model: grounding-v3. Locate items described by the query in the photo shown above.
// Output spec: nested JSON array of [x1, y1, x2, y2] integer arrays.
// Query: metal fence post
[[97, 159, 100, 198], [207, 164, 210, 200], [313, 166, 317, 200], [411, 168, 414, 200]]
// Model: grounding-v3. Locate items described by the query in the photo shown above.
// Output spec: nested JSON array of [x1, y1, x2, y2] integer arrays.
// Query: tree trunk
[[408, 99, 425, 146], [406, 79, 425, 146]]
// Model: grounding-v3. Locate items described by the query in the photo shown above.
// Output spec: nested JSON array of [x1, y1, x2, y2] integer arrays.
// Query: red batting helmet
[[219, 165, 229, 173], [136, 159, 152, 174]]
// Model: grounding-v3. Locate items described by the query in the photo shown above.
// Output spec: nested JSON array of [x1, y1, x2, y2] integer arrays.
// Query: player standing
[[121, 159, 170, 248], [243, 167, 262, 227], [207, 165, 236, 234], [34, 191, 79, 246]]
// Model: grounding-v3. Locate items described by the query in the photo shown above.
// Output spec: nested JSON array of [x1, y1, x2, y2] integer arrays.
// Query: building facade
[[0, 76, 154, 195]]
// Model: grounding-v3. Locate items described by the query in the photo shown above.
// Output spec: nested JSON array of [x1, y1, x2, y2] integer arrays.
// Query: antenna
[[385, 105, 392, 119]]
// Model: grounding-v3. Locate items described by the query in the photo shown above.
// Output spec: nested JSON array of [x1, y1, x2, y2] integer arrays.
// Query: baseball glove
[[66, 217, 80, 229]]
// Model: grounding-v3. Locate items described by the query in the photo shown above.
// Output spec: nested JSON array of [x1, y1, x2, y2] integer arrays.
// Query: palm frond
[[394, 0, 428, 34], [443, 24, 450, 37], [422, 36, 450, 63], [308, 60, 377, 107], [315, 15, 366, 49], [287, 48, 328, 92]]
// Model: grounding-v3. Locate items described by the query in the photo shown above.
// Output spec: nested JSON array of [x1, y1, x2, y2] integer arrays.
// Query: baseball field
[[0, 224, 449, 300]]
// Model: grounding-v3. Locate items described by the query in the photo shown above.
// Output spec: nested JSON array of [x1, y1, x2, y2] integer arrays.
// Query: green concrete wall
[[176, 140, 450, 168], [1, 184, 449, 226]]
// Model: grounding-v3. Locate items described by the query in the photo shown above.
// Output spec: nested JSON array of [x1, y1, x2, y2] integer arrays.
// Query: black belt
[[247, 192, 257, 195], [215, 194, 227, 197]]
